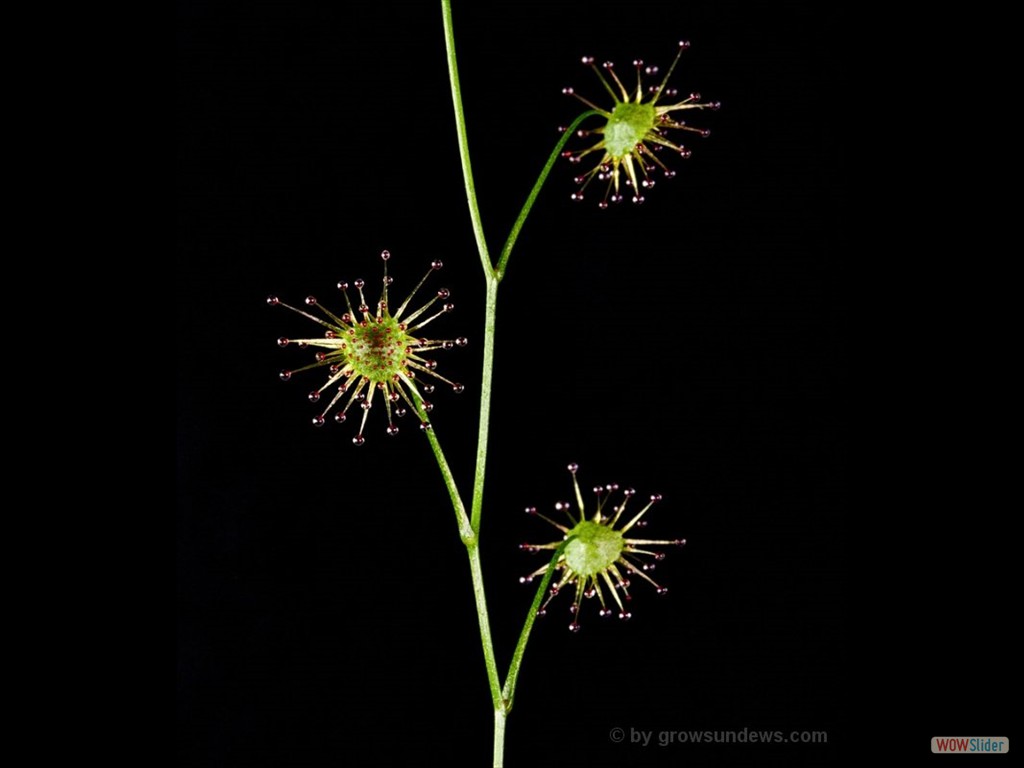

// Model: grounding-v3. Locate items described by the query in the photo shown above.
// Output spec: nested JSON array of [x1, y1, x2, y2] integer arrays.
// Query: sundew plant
[[268, 2, 717, 765]]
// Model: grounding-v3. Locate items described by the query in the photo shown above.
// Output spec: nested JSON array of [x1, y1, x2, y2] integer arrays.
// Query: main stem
[[441, 0, 495, 280], [441, 2, 599, 765], [493, 709, 507, 768], [472, 277, 498, 533], [441, 7, 508, 765]]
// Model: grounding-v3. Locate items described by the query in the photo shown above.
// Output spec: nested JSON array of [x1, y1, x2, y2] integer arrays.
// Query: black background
[[178, 2, 1002, 766]]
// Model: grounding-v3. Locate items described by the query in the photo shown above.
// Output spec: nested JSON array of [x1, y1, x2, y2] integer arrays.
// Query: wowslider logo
[[931, 737, 1009, 754]]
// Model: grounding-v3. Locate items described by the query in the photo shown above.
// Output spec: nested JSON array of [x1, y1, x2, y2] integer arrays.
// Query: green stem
[[442, 0, 495, 278], [470, 275, 497, 534], [419, 406, 473, 543], [494, 109, 600, 281], [467, 539, 505, 710], [493, 708, 507, 768], [501, 538, 573, 708]]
